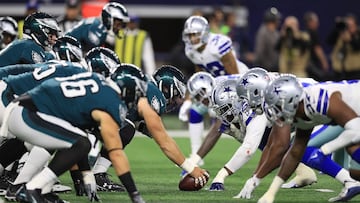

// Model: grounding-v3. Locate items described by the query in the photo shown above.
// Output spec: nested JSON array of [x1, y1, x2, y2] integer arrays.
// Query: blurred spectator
[[66, 2, 129, 53], [18, 0, 39, 39], [276, 16, 311, 77], [114, 14, 156, 75], [208, 7, 226, 34], [223, 11, 252, 64], [0, 16, 18, 50], [253, 7, 281, 72], [329, 14, 360, 80], [168, 9, 203, 79], [57, 0, 82, 33], [303, 11, 330, 81]]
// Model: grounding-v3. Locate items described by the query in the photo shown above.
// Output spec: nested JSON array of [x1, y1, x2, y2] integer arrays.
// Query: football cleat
[[180, 170, 187, 177], [0, 174, 11, 196], [5, 183, 23, 201], [95, 173, 125, 192], [15, 185, 46, 203], [329, 181, 360, 202], [209, 182, 225, 191], [43, 192, 69, 203], [51, 182, 72, 193], [281, 176, 317, 189]]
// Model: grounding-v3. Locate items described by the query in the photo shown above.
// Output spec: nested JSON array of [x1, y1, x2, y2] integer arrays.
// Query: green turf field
[[44, 135, 360, 203]]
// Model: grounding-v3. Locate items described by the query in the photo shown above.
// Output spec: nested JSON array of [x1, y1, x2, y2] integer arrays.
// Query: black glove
[[74, 179, 86, 196]]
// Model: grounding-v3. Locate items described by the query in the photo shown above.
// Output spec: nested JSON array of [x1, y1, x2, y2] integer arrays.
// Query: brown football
[[178, 172, 209, 191]]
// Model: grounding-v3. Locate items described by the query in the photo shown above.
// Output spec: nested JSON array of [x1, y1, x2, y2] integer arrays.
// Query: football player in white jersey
[[235, 69, 360, 202], [256, 75, 360, 203], [179, 15, 248, 165], [181, 68, 316, 191], [186, 70, 317, 193]]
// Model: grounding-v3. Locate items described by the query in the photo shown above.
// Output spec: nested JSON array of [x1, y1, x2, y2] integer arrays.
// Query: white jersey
[[214, 74, 242, 84], [185, 33, 248, 77], [295, 80, 360, 129]]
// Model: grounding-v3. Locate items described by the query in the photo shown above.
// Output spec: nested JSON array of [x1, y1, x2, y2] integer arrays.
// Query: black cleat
[[15, 185, 46, 203], [5, 183, 23, 201], [95, 173, 125, 192], [43, 192, 69, 203]]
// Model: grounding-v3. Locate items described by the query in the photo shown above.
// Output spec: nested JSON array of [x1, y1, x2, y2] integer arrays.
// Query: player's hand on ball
[[190, 167, 210, 187], [178, 167, 210, 191]]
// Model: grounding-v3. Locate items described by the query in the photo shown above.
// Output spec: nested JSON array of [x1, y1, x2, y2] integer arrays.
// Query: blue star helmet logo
[[274, 86, 281, 95], [241, 78, 249, 86], [224, 86, 232, 92]]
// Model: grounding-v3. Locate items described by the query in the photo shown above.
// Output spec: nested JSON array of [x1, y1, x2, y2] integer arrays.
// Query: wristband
[[252, 175, 262, 186], [180, 159, 196, 173], [189, 154, 202, 166]]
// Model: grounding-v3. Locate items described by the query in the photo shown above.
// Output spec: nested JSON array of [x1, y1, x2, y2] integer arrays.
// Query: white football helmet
[[182, 15, 210, 50], [187, 72, 215, 106], [236, 67, 271, 115], [263, 75, 303, 126], [211, 79, 242, 124]]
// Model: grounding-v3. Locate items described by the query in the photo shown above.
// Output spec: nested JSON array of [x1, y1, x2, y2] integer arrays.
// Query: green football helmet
[[85, 47, 120, 77], [53, 36, 82, 62], [112, 74, 147, 110], [23, 12, 60, 49], [101, 2, 129, 38], [152, 65, 186, 112], [112, 63, 148, 82]]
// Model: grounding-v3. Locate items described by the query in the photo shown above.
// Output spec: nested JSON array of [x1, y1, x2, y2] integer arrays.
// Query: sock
[[302, 146, 341, 177], [13, 147, 51, 185], [41, 177, 58, 194], [92, 156, 111, 174], [335, 168, 357, 184], [26, 167, 57, 191], [188, 122, 204, 154], [264, 176, 284, 200], [212, 168, 230, 183]]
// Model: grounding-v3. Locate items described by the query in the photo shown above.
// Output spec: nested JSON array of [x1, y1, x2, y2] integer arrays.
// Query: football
[[178, 172, 209, 191]]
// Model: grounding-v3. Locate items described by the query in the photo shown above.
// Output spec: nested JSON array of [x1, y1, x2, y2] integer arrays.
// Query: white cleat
[[328, 181, 360, 202], [281, 175, 317, 189]]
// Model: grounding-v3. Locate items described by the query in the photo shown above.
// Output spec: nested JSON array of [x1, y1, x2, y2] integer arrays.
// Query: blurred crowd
[[169, 6, 360, 82]]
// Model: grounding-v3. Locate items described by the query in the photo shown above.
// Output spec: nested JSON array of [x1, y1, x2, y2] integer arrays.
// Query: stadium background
[[0, 0, 359, 61]]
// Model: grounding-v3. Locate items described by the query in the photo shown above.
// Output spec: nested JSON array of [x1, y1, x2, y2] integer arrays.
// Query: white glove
[[178, 100, 192, 122], [233, 175, 261, 199], [208, 108, 217, 118], [82, 171, 100, 202]]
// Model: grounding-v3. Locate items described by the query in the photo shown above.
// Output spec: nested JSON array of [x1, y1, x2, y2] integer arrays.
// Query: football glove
[[178, 100, 192, 122], [233, 175, 261, 199], [82, 171, 100, 202]]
